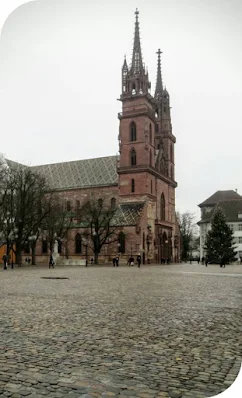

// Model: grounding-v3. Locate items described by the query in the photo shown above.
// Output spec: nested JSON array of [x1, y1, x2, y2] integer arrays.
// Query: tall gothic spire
[[131, 9, 144, 75], [154, 49, 163, 99]]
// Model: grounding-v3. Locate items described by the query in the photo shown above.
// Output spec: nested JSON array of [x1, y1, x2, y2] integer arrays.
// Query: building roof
[[198, 190, 241, 207], [112, 202, 145, 226], [198, 199, 242, 225], [6, 156, 119, 190]]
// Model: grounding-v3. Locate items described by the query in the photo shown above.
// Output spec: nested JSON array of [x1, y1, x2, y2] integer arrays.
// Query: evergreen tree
[[204, 206, 237, 263]]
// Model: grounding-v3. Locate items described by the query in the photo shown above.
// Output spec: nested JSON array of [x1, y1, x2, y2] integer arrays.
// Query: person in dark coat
[[49, 254, 55, 269], [115, 255, 119, 267], [2, 254, 8, 270], [137, 253, 141, 268], [205, 257, 208, 267], [112, 257, 116, 267]]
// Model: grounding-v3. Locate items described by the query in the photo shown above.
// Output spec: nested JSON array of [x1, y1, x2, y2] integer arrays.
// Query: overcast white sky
[[0, 0, 242, 221]]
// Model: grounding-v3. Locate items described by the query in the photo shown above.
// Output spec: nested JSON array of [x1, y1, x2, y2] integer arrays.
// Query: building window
[[170, 144, 173, 162], [164, 105, 167, 113], [24, 242, 30, 254], [130, 122, 137, 141], [66, 200, 71, 211], [118, 231, 125, 253], [239, 237, 242, 244], [76, 200, 80, 210], [130, 149, 137, 166], [239, 224, 242, 231], [75, 233, 82, 254], [42, 239, 48, 254], [170, 165, 173, 179], [160, 193, 165, 220], [149, 123, 152, 144], [149, 149, 152, 166], [229, 224, 234, 231], [151, 180, 153, 193], [111, 197, 116, 210], [131, 178, 135, 193], [98, 198, 103, 208]]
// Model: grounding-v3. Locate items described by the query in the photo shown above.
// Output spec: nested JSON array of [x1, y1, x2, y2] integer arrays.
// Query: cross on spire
[[154, 48, 163, 99]]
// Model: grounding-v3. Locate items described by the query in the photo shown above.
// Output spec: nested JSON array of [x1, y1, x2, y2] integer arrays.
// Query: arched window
[[66, 200, 71, 211], [170, 144, 173, 162], [111, 197, 116, 210], [42, 239, 48, 254], [149, 149, 152, 166], [118, 231, 125, 254], [75, 233, 82, 254], [155, 108, 159, 118], [149, 123, 152, 144], [151, 180, 153, 194], [170, 166, 173, 179], [160, 193, 165, 220], [130, 122, 137, 141], [131, 178, 135, 193], [76, 200, 80, 210], [130, 149, 136, 166], [98, 198, 103, 208]]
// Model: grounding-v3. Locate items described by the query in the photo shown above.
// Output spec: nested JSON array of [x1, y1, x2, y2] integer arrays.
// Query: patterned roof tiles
[[111, 202, 145, 226]]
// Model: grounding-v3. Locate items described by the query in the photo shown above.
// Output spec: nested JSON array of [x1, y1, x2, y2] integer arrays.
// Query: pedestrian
[[130, 256, 134, 266], [197, 257, 200, 265], [112, 257, 116, 267], [115, 255, 119, 267], [49, 254, 55, 269], [202, 256, 204, 265], [205, 257, 208, 267], [220, 256, 226, 268], [91, 258, 94, 265], [2, 254, 8, 270], [137, 253, 141, 268]]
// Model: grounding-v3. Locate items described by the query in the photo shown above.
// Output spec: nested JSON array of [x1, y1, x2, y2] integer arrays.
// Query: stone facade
[[5, 10, 181, 265]]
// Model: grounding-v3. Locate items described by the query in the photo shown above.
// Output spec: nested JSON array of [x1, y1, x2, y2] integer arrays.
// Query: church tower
[[117, 10, 178, 263], [118, 9, 156, 200]]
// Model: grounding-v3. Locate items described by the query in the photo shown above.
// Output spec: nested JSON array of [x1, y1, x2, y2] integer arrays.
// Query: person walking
[[112, 257, 116, 267], [2, 254, 8, 270], [49, 254, 55, 269], [115, 255, 119, 267], [205, 257, 208, 267], [137, 253, 141, 268], [197, 257, 200, 265]]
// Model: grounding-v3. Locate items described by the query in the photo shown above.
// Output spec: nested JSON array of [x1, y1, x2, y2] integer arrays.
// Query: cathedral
[[3, 10, 180, 264]]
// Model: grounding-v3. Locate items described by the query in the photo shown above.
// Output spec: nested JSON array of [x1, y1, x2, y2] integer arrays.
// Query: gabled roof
[[199, 190, 241, 207], [198, 199, 242, 224], [111, 202, 145, 226], [5, 156, 118, 190]]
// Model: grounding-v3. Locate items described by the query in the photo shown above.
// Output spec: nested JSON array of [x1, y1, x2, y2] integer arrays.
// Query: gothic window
[[75, 233, 82, 254], [111, 197, 116, 210], [66, 200, 71, 211], [130, 122, 137, 141], [149, 149, 152, 166], [170, 144, 173, 162], [98, 198, 103, 208], [155, 123, 159, 133], [131, 178, 135, 193], [160, 193, 165, 220], [42, 239, 48, 254], [130, 149, 137, 166], [151, 180, 153, 194], [149, 123, 152, 144], [118, 231, 125, 254], [76, 200, 80, 210], [170, 166, 174, 179]]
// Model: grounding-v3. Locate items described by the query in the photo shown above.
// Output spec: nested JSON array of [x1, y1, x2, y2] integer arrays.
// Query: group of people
[[127, 254, 142, 267], [190, 256, 226, 268]]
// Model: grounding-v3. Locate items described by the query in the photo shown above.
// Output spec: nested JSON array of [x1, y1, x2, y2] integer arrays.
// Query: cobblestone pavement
[[0, 264, 241, 398]]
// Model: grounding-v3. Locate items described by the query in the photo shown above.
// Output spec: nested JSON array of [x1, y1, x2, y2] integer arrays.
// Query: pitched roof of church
[[6, 156, 118, 190], [112, 202, 145, 226], [199, 190, 241, 207]]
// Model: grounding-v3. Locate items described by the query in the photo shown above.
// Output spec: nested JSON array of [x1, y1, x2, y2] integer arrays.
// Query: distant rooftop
[[198, 190, 241, 207]]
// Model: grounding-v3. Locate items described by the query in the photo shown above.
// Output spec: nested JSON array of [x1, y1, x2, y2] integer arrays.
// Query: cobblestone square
[[0, 264, 241, 397]]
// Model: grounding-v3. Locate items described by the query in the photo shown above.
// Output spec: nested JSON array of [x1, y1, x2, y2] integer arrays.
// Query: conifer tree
[[204, 206, 237, 263]]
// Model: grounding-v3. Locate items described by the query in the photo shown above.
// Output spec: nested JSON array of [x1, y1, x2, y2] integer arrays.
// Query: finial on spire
[[131, 8, 144, 75], [154, 48, 163, 99]]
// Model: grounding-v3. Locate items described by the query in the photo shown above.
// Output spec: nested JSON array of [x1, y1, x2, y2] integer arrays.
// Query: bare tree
[[176, 211, 198, 261], [79, 198, 119, 264], [0, 165, 50, 266]]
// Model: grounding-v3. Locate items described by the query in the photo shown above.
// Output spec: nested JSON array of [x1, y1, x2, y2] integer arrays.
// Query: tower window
[[149, 123, 152, 144], [160, 193, 165, 220], [164, 106, 167, 113], [149, 149, 152, 166], [111, 197, 116, 210], [131, 179, 135, 193], [130, 149, 137, 166], [130, 122, 137, 141], [170, 166, 174, 179], [170, 144, 173, 162], [151, 180, 153, 193]]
